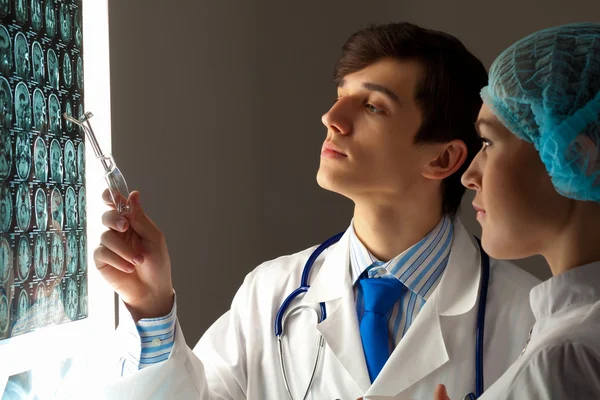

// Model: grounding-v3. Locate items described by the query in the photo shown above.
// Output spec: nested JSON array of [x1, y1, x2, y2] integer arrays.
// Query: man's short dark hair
[[334, 22, 487, 216]]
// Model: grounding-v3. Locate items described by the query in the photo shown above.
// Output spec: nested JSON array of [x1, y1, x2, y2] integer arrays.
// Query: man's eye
[[365, 103, 383, 114]]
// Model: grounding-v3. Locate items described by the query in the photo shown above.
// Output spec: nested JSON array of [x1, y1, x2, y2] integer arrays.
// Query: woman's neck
[[543, 203, 600, 276]]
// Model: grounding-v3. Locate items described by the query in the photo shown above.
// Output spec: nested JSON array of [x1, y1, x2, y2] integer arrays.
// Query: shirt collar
[[530, 261, 600, 322], [349, 215, 454, 300]]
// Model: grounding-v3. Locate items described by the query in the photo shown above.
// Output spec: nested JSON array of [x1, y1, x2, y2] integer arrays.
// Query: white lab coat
[[479, 261, 600, 400], [100, 220, 540, 400]]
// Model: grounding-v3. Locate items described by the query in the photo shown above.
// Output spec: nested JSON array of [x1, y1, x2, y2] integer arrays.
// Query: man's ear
[[421, 140, 468, 181]]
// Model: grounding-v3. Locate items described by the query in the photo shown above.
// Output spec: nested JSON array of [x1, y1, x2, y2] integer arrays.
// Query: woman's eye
[[480, 137, 492, 149], [365, 103, 383, 114]]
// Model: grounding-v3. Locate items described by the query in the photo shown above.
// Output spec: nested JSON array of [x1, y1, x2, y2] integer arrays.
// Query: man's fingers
[[124, 191, 163, 243], [434, 384, 451, 400], [102, 188, 115, 206], [100, 229, 144, 266], [102, 209, 129, 232], [94, 245, 136, 274]]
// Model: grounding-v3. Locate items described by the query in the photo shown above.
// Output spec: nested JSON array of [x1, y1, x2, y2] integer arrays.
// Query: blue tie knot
[[359, 276, 403, 315]]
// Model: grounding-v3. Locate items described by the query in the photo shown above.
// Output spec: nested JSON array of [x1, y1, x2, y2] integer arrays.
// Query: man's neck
[[353, 198, 444, 262]]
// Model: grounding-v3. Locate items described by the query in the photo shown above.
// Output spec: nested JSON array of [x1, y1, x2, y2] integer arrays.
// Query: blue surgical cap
[[481, 23, 600, 203]]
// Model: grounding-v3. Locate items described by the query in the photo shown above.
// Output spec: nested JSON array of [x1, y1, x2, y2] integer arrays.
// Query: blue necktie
[[359, 275, 403, 382]]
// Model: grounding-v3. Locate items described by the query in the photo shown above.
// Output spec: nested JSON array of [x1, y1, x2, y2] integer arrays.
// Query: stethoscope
[[274, 233, 490, 400]]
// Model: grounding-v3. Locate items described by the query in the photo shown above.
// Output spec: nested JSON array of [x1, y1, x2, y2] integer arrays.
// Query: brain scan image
[[64, 140, 76, 184], [32, 41, 45, 85], [31, 0, 43, 32], [17, 235, 31, 281], [0, 293, 8, 334], [15, 131, 31, 180], [0, 28, 12, 86], [59, 2, 70, 44], [34, 233, 48, 279], [15, 0, 27, 27], [48, 93, 60, 135], [74, 8, 82, 47], [0, 128, 11, 180], [78, 187, 85, 228], [15, 289, 29, 330], [62, 51, 72, 88], [77, 142, 84, 183], [79, 278, 86, 316], [78, 232, 85, 272], [66, 232, 76, 274], [0, 182, 12, 233], [50, 187, 62, 229], [14, 82, 31, 130], [15, 182, 31, 231], [34, 136, 48, 182], [45, 0, 56, 38], [64, 100, 72, 132], [49, 282, 63, 324], [64, 277, 77, 320], [34, 282, 47, 328], [47, 48, 59, 90], [35, 187, 47, 230], [0, 77, 12, 128], [50, 138, 62, 183], [76, 55, 83, 89], [0, 0, 9, 18], [33, 88, 47, 132], [0, 237, 12, 284], [65, 185, 76, 229], [50, 231, 64, 277], [14, 32, 30, 80]]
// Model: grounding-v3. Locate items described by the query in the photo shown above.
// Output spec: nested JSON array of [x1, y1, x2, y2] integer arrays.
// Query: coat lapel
[[367, 220, 483, 397], [304, 231, 372, 393]]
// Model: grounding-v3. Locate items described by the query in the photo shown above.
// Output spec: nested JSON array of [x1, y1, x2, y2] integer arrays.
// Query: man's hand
[[357, 383, 451, 400], [94, 190, 174, 321], [434, 384, 451, 400]]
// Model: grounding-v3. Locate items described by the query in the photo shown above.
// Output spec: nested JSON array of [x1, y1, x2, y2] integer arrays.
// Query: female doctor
[[436, 22, 600, 400]]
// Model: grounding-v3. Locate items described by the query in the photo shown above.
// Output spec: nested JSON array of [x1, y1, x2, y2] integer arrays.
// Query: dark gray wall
[[108, 0, 598, 344]]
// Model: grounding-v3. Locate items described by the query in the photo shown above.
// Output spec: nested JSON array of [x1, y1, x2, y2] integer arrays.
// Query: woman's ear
[[421, 139, 468, 181]]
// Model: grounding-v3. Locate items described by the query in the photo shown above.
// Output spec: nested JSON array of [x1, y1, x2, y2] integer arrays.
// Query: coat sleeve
[[500, 342, 600, 400], [98, 271, 257, 400]]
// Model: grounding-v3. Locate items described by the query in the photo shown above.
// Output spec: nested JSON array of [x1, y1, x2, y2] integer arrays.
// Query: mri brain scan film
[[1, 0, 86, 341]]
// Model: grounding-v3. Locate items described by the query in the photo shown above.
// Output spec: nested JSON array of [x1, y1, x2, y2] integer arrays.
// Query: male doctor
[[96, 22, 539, 399]]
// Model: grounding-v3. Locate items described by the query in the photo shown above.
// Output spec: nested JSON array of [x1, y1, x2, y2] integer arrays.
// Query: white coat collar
[[304, 218, 481, 316], [303, 229, 352, 304], [530, 260, 600, 322], [436, 219, 482, 317]]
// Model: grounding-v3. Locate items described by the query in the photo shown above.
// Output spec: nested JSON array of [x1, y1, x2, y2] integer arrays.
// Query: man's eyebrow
[[337, 79, 401, 104], [362, 82, 401, 104]]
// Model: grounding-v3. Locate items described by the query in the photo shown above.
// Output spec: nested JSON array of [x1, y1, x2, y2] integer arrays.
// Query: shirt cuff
[[119, 293, 177, 376]]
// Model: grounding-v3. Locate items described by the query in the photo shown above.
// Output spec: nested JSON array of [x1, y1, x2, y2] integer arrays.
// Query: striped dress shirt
[[121, 216, 453, 374], [120, 298, 177, 375], [351, 215, 454, 346]]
